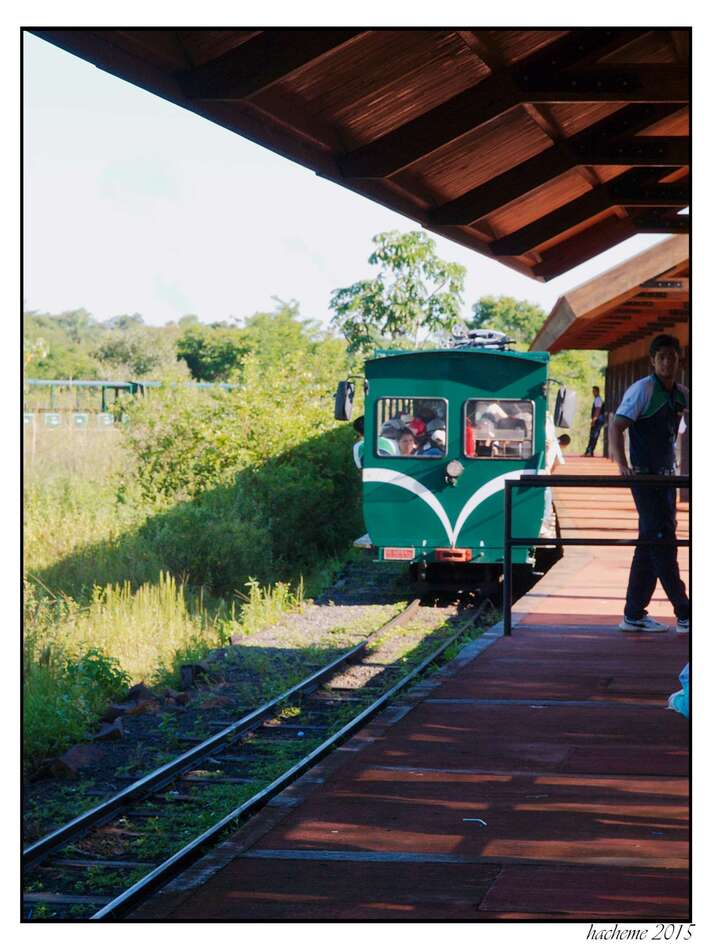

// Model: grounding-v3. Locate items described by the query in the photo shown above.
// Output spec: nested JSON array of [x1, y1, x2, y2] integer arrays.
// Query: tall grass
[[23, 378, 361, 771]]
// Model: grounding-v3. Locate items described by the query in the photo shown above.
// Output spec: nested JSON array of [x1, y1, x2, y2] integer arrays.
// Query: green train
[[336, 329, 572, 588]]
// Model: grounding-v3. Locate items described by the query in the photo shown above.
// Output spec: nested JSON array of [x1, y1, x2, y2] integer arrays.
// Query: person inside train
[[398, 430, 419, 456], [421, 427, 446, 456], [474, 417, 497, 456], [494, 415, 528, 457]]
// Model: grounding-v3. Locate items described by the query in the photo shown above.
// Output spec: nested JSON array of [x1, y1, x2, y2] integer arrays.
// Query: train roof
[[368, 347, 549, 365]]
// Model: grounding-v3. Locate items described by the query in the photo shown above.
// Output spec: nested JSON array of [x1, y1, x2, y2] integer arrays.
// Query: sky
[[23, 30, 672, 329]]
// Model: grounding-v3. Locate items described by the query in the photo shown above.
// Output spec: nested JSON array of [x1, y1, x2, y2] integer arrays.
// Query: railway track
[[23, 596, 491, 921]]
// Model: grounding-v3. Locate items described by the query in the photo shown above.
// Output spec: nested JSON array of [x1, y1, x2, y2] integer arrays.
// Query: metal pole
[[503, 480, 513, 636]]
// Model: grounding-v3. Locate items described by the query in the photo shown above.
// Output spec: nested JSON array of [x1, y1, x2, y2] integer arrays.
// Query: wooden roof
[[30, 28, 690, 281], [530, 235, 688, 352]]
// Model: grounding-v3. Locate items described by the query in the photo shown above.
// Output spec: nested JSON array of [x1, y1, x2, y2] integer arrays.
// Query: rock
[[164, 688, 190, 706], [95, 718, 125, 741], [127, 682, 158, 703], [197, 694, 231, 710], [50, 743, 106, 778], [101, 703, 133, 722], [124, 698, 160, 717], [180, 662, 211, 689], [101, 698, 158, 721]]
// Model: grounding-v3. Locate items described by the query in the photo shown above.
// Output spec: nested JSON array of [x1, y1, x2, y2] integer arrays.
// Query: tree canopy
[[329, 230, 466, 355], [469, 295, 545, 349]]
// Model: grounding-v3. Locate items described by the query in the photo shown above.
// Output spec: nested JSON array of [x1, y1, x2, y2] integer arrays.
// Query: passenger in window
[[378, 436, 398, 456], [406, 416, 427, 448], [398, 430, 419, 456], [380, 419, 405, 440], [421, 427, 446, 456], [475, 418, 497, 457], [378, 418, 405, 456], [496, 416, 527, 457]]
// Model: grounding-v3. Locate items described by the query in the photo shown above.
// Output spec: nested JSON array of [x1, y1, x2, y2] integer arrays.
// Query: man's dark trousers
[[624, 483, 689, 621], [585, 415, 605, 455]]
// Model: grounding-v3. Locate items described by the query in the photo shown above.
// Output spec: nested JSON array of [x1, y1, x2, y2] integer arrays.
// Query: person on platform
[[609, 334, 689, 633], [584, 386, 605, 456]]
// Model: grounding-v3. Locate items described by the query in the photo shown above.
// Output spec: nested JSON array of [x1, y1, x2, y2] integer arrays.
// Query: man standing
[[609, 335, 689, 633], [584, 386, 605, 456]]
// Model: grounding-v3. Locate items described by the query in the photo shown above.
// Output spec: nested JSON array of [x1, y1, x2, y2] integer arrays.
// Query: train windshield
[[464, 399, 533, 459], [376, 398, 447, 458]]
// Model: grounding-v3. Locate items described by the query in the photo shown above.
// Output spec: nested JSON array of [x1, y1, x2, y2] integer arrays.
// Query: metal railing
[[503, 474, 690, 636]]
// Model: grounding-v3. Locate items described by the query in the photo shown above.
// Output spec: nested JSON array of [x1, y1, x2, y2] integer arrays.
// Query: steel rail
[[23, 598, 421, 869], [92, 599, 490, 921]]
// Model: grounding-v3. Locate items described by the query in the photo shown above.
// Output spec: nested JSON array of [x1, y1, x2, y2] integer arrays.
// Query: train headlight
[[445, 460, 464, 486]]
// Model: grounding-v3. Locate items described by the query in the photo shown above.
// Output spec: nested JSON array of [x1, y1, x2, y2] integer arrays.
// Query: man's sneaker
[[676, 618, 690, 634], [618, 614, 668, 632]]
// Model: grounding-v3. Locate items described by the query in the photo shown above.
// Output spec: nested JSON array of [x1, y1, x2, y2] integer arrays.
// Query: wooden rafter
[[339, 28, 654, 178], [629, 210, 690, 233], [428, 104, 681, 226], [532, 216, 640, 280], [490, 172, 689, 257], [180, 29, 366, 100], [30, 28, 689, 281], [519, 65, 688, 103]]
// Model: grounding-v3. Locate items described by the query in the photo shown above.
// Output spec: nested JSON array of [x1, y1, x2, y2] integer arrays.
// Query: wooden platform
[[134, 456, 690, 921]]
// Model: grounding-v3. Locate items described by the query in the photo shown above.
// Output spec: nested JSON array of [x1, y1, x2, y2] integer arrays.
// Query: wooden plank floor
[[134, 456, 690, 922]]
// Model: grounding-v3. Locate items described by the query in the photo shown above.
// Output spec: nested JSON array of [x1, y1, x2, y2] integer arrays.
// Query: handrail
[[503, 474, 690, 636]]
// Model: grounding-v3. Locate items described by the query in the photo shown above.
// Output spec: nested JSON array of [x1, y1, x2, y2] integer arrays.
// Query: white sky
[[23, 30, 672, 329]]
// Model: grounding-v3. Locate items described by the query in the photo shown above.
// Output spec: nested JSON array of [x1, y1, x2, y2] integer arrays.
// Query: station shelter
[[31, 29, 688, 282], [530, 235, 689, 478]]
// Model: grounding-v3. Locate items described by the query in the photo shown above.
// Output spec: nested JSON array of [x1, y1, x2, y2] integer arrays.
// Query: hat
[[429, 428, 446, 447], [381, 417, 407, 439], [407, 417, 427, 439]]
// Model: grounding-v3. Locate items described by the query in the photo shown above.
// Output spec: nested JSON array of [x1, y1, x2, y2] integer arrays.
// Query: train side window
[[375, 398, 447, 458], [464, 399, 533, 459]]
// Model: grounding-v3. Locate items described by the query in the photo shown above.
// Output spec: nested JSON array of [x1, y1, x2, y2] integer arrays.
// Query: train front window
[[375, 398, 447, 458], [464, 399, 533, 459]]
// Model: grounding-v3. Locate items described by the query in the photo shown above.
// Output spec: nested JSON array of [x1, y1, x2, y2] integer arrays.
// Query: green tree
[[53, 308, 100, 345], [330, 230, 466, 355], [240, 299, 322, 366], [93, 327, 181, 377], [176, 325, 250, 381], [468, 295, 546, 349], [103, 313, 145, 331]]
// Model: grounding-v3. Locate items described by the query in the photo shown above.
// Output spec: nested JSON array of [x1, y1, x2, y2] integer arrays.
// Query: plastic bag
[[667, 663, 689, 719]]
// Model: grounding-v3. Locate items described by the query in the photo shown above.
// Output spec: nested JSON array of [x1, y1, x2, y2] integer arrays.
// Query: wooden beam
[[180, 29, 366, 100], [490, 177, 689, 257], [339, 28, 650, 178], [670, 29, 691, 64], [338, 74, 520, 178], [573, 137, 689, 166], [456, 30, 505, 70], [532, 216, 639, 281], [640, 278, 689, 292], [429, 104, 680, 225], [629, 211, 690, 234], [521, 65, 689, 103]]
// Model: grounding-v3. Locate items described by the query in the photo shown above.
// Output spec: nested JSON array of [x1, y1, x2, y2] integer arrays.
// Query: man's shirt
[[616, 374, 688, 472], [591, 394, 603, 420]]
